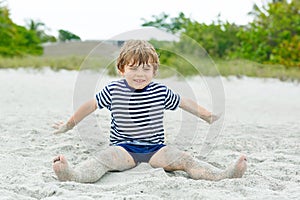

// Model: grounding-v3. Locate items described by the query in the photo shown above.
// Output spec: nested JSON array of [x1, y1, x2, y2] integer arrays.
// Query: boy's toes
[[53, 156, 60, 163], [53, 155, 65, 163]]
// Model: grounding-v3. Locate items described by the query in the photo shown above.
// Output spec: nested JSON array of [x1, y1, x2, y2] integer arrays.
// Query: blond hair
[[117, 40, 159, 73]]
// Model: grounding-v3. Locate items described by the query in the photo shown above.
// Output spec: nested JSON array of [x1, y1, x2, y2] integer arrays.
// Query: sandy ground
[[0, 68, 299, 200]]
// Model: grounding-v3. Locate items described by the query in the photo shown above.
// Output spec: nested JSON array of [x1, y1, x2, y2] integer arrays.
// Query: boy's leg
[[53, 146, 136, 183], [149, 146, 247, 181]]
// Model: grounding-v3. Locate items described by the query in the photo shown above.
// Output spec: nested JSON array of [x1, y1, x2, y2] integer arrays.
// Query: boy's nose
[[136, 68, 144, 75]]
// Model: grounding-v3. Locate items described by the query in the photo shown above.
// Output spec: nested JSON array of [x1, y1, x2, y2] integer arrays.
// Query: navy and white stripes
[[95, 79, 181, 145]]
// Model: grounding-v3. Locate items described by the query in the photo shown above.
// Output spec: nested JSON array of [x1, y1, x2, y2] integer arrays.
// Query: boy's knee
[[95, 147, 134, 170], [151, 148, 194, 170]]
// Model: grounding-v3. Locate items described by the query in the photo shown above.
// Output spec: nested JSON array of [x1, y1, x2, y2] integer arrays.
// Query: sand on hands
[[0, 68, 299, 200]]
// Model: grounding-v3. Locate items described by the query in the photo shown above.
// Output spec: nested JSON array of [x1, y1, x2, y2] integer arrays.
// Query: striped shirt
[[95, 79, 181, 145]]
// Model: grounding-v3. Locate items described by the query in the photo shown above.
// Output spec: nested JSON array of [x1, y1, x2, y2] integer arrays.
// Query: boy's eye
[[128, 66, 138, 70], [130, 67, 137, 70], [143, 65, 152, 70]]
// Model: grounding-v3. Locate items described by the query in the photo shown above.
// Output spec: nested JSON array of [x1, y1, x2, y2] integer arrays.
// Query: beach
[[0, 68, 299, 200]]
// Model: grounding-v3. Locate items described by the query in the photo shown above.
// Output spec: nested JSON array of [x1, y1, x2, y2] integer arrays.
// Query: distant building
[[43, 27, 179, 56], [110, 27, 179, 42]]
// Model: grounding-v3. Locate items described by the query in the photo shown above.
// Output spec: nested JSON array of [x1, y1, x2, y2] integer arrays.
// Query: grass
[[214, 59, 300, 82], [0, 42, 299, 82], [0, 55, 84, 71], [1, 41, 300, 81], [0, 55, 114, 71], [0, 55, 300, 82]]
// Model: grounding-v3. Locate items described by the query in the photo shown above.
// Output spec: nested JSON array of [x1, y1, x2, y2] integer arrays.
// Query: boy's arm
[[53, 99, 98, 134], [179, 97, 220, 124]]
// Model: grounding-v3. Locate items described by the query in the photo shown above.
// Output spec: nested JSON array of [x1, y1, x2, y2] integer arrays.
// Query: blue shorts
[[116, 143, 166, 164]]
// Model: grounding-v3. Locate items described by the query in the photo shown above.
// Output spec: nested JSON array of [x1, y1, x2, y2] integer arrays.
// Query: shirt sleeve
[[164, 86, 181, 110], [95, 85, 111, 110]]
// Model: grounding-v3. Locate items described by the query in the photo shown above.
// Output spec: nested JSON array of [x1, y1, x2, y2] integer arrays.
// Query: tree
[[58, 29, 81, 42], [25, 19, 56, 43], [142, 12, 240, 58], [142, 12, 190, 34], [236, 0, 300, 67], [142, 1, 299, 67], [0, 3, 42, 56]]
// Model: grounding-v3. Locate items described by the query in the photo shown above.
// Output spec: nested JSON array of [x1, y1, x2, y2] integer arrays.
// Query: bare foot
[[53, 155, 74, 181], [226, 155, 247, 179]]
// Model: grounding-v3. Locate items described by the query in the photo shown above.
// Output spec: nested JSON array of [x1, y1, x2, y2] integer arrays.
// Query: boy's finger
[[52, 121, 64, 129], [52, 124, 61, 129], [52, 124, 59, 128], [53, 121, 63, 126], [53, 124, 69, 134], [53, 129, 63, 134]]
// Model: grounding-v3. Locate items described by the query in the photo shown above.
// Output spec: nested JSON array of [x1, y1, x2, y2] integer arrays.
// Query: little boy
[[52, 40, 247, 183]]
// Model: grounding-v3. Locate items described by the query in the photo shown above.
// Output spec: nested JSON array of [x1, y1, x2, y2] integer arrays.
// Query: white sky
[[5, 0, 264, 41]]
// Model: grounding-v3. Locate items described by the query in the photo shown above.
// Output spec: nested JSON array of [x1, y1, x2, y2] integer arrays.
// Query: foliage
[[58, 29, 81, 42], [236, 0, 300, 67], [142, 0, 300, 68], [0, 55, 84, 70], [142, 12, 190, 34], [1, 0, 299, 76], [1, 55, 300, 81], [0, 2, 81, 57], [0, 4, 42, 56], [142, 13, 241, 59], [25, 19, 57, 43]]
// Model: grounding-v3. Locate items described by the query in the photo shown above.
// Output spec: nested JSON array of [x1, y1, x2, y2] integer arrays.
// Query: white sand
[[0, 68, 299, 200]]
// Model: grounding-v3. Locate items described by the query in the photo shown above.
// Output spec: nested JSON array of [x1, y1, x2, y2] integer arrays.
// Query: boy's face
[[120, 63, 155, 90]]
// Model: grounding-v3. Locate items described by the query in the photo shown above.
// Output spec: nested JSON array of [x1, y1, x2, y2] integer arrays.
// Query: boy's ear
[[153, 68, 159, 76]]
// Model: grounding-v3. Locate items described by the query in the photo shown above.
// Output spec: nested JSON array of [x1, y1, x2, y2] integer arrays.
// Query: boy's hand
[[52, 121, 72, 134], [206, 113, 222, 124]]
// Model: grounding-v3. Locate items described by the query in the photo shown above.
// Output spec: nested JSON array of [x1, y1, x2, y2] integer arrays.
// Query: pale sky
[[5, 0, 264, 41]]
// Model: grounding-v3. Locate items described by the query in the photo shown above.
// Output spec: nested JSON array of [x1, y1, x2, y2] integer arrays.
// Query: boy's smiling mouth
[[134, 79, 145, 83]]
